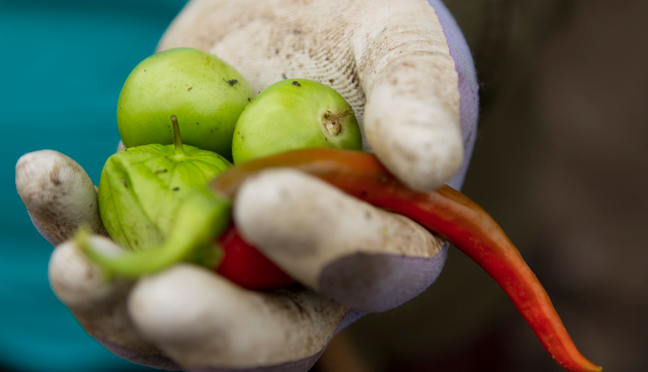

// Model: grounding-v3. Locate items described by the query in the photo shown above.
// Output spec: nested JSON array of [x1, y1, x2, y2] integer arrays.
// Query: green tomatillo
[[117, 47, 253, 158], [98, 116, 232, 251], [231, 79, 362, 164]]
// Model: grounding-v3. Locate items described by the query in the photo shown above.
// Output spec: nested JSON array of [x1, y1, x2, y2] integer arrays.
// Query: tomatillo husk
[[98, 117, 232, 251]]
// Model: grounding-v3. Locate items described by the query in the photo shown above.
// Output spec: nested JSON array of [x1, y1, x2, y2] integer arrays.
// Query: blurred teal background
[[1, 0, 188, 370]]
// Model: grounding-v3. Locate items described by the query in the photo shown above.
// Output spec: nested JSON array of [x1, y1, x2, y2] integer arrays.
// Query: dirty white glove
[[159, 0, 478, 191], [15, 0, 478, 371]]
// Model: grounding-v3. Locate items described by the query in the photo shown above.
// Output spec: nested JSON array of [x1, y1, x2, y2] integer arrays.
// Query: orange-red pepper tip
[[555, 353, 601, 372]]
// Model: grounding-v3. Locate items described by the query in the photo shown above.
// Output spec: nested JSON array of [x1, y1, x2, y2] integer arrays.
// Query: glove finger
[[16, 150, 107, 246], [352, 0, 479, 190], [426, 0, 480, 189], [234, 169, 447, 312], [128, 264, 350, 371], [49, 234, 177, 369]]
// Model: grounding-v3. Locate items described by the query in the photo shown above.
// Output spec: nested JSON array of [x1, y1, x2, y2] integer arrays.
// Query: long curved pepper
[[210, 148, 601, 372]]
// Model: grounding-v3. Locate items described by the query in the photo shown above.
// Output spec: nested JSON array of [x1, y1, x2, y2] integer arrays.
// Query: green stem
[[83, 187, 231, 278], [171, 115, 186, 157]]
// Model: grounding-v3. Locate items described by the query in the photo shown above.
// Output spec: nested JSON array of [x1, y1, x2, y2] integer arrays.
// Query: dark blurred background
[[346, 0, 648, 371], [2, 0, 646, 371]]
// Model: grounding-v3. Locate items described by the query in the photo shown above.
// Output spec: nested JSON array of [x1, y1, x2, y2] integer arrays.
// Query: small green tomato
[[232, 79, 362, 164], [117, 47, 253, 158], [98, 116, 232, 250]]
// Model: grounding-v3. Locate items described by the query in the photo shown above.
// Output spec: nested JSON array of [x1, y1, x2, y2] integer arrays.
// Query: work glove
[[16, 0, 479, 370]]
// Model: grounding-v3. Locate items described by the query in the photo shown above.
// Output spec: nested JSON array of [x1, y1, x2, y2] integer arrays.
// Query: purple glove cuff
[[429, 0, 480, 190], [319, 245, 448, 312]]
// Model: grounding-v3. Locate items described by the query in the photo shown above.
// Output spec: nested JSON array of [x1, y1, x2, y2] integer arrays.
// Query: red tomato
[[216, 224, 294, 290]]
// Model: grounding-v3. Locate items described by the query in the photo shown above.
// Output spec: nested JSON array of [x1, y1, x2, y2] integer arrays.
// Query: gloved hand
[[16, 0, 478, 370]]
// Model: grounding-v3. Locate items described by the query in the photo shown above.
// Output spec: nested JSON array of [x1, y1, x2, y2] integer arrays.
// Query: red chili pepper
[[217, 223, 295, 290], [210, 148, 601, 372]]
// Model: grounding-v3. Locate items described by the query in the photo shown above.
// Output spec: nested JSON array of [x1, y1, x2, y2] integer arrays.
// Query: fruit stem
[[171, 115, 186, 157]]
